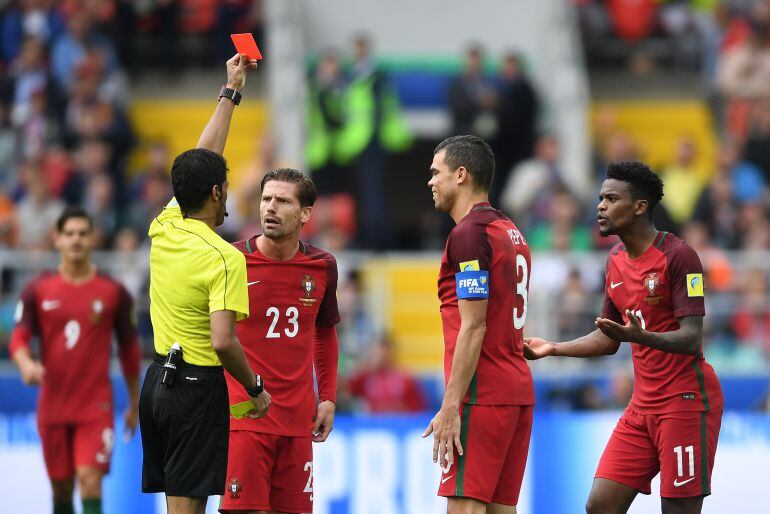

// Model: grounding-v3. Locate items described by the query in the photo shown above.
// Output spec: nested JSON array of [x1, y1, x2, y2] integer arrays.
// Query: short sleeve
[[317, 255, 341, 327], [601, 257, 623, 323], [209, 248, 249, 320], [667, 243, 706, 319], [447, 222, 493, 301]]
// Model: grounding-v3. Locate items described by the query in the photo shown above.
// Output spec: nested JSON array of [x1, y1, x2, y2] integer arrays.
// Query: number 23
[[266, 307, 299, 338]]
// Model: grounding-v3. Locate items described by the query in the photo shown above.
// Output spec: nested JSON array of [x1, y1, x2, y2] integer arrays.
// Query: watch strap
[[218, 86, 242, 106]]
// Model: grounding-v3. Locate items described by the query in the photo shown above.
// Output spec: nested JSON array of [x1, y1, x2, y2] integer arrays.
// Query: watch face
[[256, 376, 262, 387]]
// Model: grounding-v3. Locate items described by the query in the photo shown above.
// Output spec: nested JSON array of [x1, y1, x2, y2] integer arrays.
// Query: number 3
[[513, 254, 528, 330]]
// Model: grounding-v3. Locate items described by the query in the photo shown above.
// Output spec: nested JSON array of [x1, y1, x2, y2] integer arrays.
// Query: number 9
[[64, 320, 81, 350]]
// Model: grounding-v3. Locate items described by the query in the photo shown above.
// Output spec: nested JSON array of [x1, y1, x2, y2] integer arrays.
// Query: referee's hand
[[226, 53, 258, 92], [247, 390, 271, 419]]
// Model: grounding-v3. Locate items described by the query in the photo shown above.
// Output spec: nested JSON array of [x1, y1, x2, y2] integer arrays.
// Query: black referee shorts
[[139, 353, 229, 497]]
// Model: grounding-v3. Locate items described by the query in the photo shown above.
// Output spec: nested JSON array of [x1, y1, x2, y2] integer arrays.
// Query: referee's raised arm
[[138, 54, 270, 514]]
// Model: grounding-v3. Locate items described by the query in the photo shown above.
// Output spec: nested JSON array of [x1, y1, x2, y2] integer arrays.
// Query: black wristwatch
[[245, 374, 264, 397], [218, 86, 242, 106]]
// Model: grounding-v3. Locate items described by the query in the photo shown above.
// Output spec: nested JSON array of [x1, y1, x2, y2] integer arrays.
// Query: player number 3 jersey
[[603, 231, 723, 414], [437, 203, 534, 406]]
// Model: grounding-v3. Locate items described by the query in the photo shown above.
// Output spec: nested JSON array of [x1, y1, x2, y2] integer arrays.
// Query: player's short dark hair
[[260, 168, 317, 207], [171, 148, 228, 216], [606, 161, 664, 218], [434, 135, 495, 191], [56, 205, 92, 232]]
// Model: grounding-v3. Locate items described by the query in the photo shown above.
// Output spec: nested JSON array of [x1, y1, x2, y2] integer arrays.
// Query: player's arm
[[114, 286, 141, 436], [9, 283, 44, 385], [313, 255, 342, 443], [443, 299, 487, 409], [312, 325, 339, 443], [596, 312, 703, 355], [527, 252, 626, 360], [424, 298, 487, 469], [196, 53, 257, 154], [524, 329, 620, 360]]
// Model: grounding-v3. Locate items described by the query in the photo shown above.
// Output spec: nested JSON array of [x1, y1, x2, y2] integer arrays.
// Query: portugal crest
[[300, 274, 317, 306], [644, 272, 662, 304], [228, 477, 241, 498]]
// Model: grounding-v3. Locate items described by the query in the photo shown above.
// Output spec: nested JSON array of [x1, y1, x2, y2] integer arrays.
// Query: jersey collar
[[470, 202, 495, 213]]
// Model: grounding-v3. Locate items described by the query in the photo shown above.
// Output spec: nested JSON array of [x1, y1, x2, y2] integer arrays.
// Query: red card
[[230, 33, 263, 60]]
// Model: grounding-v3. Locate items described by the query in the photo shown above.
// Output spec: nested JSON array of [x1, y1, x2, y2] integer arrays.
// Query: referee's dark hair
[[261, 168, 317, 207], [56, 205, 93, 232], [171, 148, 228, 216], [606, 161, 665, 219], [434, 135, 495, 192]]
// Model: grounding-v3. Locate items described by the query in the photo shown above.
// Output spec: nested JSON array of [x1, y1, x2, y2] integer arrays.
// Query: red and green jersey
[[602, 231, 723, 414], [438, 203, 534, 406], [226, 237, 340, 437], [9, 271, 139, 424]]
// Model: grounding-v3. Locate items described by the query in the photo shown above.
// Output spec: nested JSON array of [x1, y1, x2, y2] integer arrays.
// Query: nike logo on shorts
[[441, 475, 453, 484], [673, 477, 695, 487], [610, 281, 623, 289], [247, 281, 261, 286]]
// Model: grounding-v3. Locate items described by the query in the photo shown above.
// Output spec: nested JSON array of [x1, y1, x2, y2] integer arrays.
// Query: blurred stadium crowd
[[0, 0, 769, 412]]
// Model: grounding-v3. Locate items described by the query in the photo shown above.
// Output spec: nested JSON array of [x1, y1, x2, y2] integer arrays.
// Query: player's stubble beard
[[261, 215, 301, 241], [433, 187, 456, 214]]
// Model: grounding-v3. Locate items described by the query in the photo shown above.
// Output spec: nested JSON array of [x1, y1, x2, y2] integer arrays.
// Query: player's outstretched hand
[[595, 310, 644, 342], [226, 53, 258, 91], [523, 337, 555, 360], [247, 389, 271, 419], [19, 359, 44, 385], [313, 400, 336, 443], [422, 406, 463, 470]]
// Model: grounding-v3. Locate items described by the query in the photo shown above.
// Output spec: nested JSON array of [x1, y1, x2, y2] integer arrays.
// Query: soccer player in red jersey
[[9, 206, 141, 514], [220, 168, 339, 514], [423, 135, 535, 514], [525, 161, 722, 514]]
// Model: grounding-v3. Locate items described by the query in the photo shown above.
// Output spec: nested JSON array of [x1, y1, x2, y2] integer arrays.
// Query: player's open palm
[[20, 359, 44, 385], [423, 407, 463, 470], [595, 310, 644, 342], [247, 389, 271, 419], [226, 53, 257, 91], [523, 338, 555, 360]]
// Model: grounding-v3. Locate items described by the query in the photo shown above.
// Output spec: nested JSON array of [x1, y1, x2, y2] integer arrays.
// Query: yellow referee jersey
[[148, 198, 248, 366]]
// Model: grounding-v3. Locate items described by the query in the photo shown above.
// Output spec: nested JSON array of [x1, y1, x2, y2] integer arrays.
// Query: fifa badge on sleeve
[[686, 273, 704, 297]]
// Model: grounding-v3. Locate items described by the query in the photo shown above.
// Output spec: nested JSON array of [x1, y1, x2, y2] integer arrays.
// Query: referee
[[139, 54, 270, 514]]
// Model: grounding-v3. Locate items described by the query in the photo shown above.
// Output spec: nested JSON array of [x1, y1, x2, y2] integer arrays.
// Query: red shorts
[[438, 404, 533, 506], [596, 407, 722, 498], [38, 417, 115, 481], [220, 431, 313, 513]]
